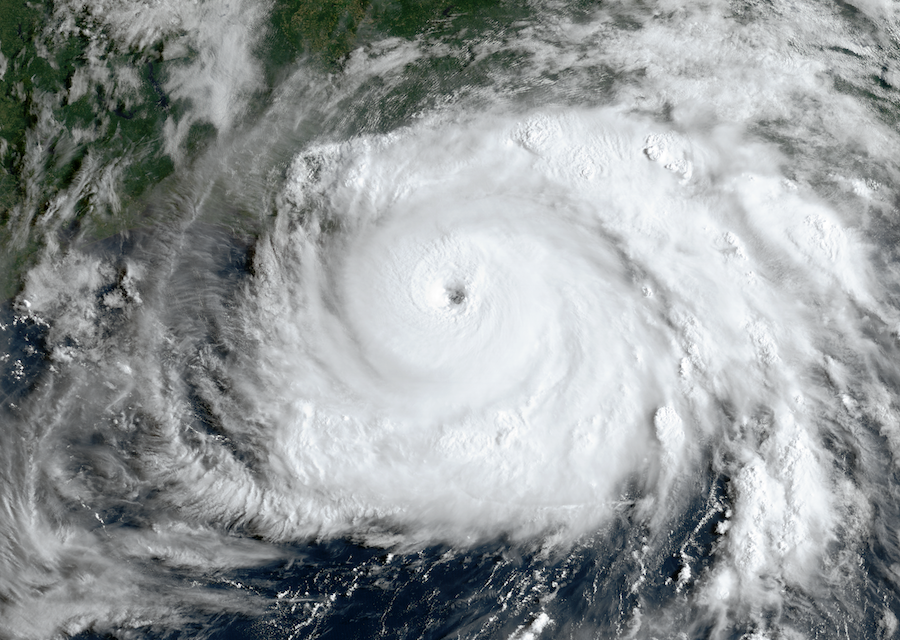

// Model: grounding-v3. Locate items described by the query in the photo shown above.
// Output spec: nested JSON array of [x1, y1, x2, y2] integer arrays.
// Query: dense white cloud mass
[[2, 0, 900, 638]]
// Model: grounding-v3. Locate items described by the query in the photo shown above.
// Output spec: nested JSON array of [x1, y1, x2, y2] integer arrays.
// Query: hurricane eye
[[446, 286, 466, 306]]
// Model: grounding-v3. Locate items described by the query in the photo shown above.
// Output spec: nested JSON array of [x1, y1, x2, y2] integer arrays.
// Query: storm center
[[446, 285, 466, 306]]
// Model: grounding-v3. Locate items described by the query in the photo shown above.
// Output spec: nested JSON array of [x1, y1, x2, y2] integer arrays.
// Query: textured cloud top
[[1, 0, 900, 638]]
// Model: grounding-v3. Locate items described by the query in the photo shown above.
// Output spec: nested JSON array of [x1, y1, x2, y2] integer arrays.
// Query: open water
[[2, 1, 900, 639]]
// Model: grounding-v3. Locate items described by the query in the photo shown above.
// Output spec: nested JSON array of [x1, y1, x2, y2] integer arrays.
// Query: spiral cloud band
[[249, 114, 675, 537], [191, 109, 867, 567], [2, 0, 900, 638]]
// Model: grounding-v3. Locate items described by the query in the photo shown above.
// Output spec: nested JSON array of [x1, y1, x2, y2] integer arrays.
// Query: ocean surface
[[2, 0, 900, 638]]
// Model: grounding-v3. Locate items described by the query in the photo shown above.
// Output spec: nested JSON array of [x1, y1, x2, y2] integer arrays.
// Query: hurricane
[[1, 0, 900, 638]]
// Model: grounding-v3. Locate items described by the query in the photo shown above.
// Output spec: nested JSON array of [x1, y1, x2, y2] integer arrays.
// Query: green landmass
[[0, 0, 532, 299]]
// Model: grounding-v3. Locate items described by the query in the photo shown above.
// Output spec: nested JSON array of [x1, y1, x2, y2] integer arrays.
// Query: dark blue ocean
[[3, 1, 900, 638]]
